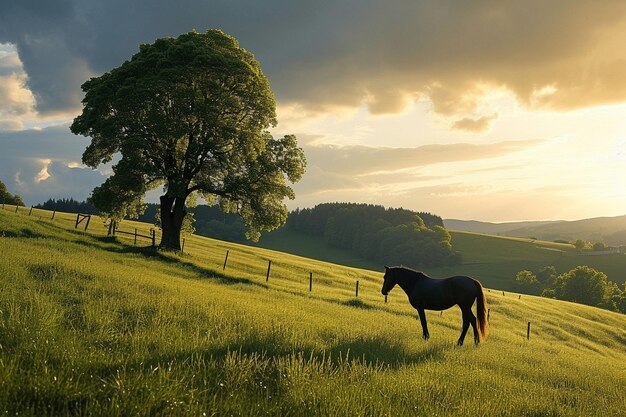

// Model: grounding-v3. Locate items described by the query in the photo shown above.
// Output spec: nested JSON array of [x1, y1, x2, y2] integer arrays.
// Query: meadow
[[1, 206, 625, 416], [256, 227, 626, 290]]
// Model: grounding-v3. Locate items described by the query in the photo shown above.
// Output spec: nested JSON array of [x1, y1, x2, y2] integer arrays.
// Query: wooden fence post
[[84, 215, 91, 231], [151, 229, 156, 247], [527, 321, 531, 340], [75, 213, 80, 228], [223, 250, 229, 270], [51, 211, 56, 220], [355, 280, 359, 297], [266, 260, 271, 282], [487, 308, 490, 323], [134, 228, 138, 245], [28, 206, 33, 216], [309, 272, 313, 292], [502, 291, 505, 296], [107, 220, 114, 236]]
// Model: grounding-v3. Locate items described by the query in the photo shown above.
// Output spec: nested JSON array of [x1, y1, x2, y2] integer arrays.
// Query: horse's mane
[[393, 266, 429, 279]]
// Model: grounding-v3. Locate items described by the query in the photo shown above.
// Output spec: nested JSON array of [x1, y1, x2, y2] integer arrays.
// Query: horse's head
[[381, 266, 396, 295]]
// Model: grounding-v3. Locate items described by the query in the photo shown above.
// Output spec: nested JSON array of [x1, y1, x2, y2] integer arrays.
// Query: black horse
[[381, 266, 489, 345]]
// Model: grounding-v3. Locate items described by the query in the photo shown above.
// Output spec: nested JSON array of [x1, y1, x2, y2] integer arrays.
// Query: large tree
[[71, 30, 306, 249]]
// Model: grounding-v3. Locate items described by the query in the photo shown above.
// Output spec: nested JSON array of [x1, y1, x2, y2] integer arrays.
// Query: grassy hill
[[445, 215, 626, 247], [1, 206, 625, 416], [256, 227, 626, 289], [443, 219, 562, 235], [504, 214, 626, 246]]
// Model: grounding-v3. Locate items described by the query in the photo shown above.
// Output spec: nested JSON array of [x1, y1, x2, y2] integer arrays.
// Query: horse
[[381, 266, 489, 345]]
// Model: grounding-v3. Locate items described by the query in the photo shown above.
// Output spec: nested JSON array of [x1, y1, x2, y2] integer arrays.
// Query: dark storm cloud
[[2, 1, 626, 116]]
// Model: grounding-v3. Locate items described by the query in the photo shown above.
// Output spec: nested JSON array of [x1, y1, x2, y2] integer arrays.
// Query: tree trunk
[[159, 195, 186, 250]]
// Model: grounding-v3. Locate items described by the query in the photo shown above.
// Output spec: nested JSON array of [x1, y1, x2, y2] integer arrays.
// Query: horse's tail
[[474, 279, 489, 341]]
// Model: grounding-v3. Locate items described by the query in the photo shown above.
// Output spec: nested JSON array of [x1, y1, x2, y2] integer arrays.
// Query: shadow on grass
[[0, 227, 47, 239], [340, 298, 374, 310], [91, 241, 267, 288], [86, 332, 449, 384]]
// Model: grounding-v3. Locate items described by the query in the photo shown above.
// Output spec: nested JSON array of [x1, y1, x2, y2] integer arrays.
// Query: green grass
[[255, 227, 626, 290], [0, 207, 625, 416]]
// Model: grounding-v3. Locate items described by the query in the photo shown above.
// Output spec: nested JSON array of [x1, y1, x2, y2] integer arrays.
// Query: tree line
[[35, 198, 99, 214], [515, 265, 626, 313], [287, 203, 461, 267]]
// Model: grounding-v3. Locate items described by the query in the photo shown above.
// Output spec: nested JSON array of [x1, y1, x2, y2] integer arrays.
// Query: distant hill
[[504, 215, 626, 245], [445, 215, 626, 246], [443, 219, 562, 235]]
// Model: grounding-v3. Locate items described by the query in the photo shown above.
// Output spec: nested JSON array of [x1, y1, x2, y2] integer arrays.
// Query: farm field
[[256, 227, 626, 290], [1, 207, 625, 416]]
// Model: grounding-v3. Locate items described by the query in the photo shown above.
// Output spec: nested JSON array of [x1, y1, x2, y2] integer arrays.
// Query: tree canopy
[[554, 266, 610, 307], [286, 203, 460, 267], [0, 180, 24, 206], [71, 30, 306, 249], [516, 264, 626, 313], [514, 270, 541, 295]]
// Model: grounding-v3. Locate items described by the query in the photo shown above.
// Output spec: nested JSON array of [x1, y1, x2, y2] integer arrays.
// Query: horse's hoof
[[423, 334, 430, 341], [457, 340, 463, 346]]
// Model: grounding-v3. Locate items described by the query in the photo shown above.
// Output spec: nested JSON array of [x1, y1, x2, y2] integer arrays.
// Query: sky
[[1, 0, 626, 221]]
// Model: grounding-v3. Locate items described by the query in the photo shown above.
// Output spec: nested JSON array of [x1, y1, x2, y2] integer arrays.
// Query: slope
[[443, 219, 562, 235], [256, 227, 626, 289], [504, 214, 626, 245], [0, 208, 625, 416]]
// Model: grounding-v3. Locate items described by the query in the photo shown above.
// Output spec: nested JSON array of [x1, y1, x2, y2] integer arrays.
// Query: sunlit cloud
[[452, 113, 499, 133], [34, 158, 52, 182], [2, 1, 626, 221]]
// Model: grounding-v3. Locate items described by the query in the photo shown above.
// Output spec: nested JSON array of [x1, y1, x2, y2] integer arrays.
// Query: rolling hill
[[443, 219, 562, 235], [1, 205, 624, 416], [256, 227, 626, 289], [445, 214, 626, 246]]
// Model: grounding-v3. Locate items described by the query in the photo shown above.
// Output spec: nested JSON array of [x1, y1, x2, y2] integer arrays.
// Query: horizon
[[2, 2, 626, 222]]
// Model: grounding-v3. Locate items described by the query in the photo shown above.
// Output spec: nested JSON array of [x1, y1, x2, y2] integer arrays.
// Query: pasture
[[0, 207, 625, 416], [256, 227, 626, 290]]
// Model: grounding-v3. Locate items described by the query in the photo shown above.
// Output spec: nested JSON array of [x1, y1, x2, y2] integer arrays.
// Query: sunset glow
[[2, 1, 626, 221]]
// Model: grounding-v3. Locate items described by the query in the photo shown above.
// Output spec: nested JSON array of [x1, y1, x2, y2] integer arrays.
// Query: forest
[[287, 203, 461, 267]]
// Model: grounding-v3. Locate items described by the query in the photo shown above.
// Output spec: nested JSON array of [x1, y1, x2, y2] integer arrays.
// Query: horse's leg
[[417, 308, 430, 340], [457, 307, 470, 346], [468, 310, 479, 345]]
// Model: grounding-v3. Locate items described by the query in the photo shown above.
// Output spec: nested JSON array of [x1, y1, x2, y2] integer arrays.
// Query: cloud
[[2, 1, 626, 119], [0, 47, 37, 130], [290, 139, 543, 204], [452, 113, 499, 132], [303, 139, 541, 176], [0, 125, 107, 204], [0, 73, 36, 122]]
